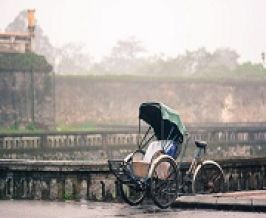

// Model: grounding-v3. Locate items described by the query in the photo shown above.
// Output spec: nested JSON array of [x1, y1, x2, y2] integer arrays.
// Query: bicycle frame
[[176, 135, 207, 194], [187, 145, 206, 176]]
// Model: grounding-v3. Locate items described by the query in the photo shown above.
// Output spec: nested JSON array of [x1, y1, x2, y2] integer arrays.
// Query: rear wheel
[[150, 157, 178, 209], [192, 161, 224, 194]]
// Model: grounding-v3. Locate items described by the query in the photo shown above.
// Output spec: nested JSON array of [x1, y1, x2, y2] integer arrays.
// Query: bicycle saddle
[[195, 140, 207, 148]]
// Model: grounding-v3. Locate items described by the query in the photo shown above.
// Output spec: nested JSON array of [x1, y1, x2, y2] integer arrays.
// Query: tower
[[26, 9, 35, 52]]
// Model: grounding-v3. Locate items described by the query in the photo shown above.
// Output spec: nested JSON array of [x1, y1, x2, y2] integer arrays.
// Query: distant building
[[0, 10, 55, 129], [0, 9, 35, 54]]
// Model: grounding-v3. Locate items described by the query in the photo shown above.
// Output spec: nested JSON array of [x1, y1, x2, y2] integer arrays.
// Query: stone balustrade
[[0, 158, 266, 201], [0, 123, 266, 201], [0, 123, 266, 160], [0, 160, 112, 201]]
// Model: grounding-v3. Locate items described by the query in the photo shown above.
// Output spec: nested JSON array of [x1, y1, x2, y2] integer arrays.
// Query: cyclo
[[108, 102, 225, 209]]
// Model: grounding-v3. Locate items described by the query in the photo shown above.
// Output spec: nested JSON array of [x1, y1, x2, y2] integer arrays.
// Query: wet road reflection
[[0, 201, 265, 218]]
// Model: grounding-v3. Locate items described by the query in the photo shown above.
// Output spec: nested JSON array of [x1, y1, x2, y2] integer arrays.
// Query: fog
[[1, 1, 266, 125], [1, 0, 266, 63]]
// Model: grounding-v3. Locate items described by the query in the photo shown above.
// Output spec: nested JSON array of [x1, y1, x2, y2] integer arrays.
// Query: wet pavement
[[174, 190, 266, 211], [0, 200, 265, 218]]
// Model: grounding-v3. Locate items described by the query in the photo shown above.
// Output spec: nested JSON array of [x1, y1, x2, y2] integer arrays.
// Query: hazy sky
[[1, 0, 266, 62]]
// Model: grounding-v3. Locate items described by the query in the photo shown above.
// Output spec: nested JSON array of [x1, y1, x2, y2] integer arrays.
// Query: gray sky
[[1, 0, 266, 62]]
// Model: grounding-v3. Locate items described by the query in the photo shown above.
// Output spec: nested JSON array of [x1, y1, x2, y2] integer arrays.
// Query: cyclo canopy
[[139, 102, 186, 143]]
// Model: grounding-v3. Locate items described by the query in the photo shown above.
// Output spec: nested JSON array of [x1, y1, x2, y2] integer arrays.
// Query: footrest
[[108, 160, 132, 183]]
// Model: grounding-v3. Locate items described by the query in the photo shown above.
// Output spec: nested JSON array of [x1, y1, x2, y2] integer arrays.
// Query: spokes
[[209, 172, 224, 192], [193, 163, 224, 194], [120, 181, 146, 205], [150, 158, 178, 209]]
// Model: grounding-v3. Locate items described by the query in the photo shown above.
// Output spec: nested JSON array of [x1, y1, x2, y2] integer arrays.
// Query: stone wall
[[0, 160, 114, 201], [1, 74, 266, 128], [55, 77, 266, 125], [1, 123, 266, 161], [0, 71, 54, 128], [0, 158, 266, 201]]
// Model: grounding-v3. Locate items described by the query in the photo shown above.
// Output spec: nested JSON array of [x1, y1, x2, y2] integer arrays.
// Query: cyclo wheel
[[150, 156, 178, 209], [119, 150, 146, 206], [192, 161, 225, 194], [119, 181, 146, 206]]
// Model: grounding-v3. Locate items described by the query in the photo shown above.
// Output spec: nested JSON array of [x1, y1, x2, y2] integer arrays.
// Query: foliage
[[55, 42, 92, 74], [5, 10, 56, 68], [56, 122, 96, 132], [0, 123, 44, 134], [9, 121, 19, 131], [96, 37, 146, 75], [86, 44, 266, 81], [25, 122, 37, 131], [5, 10, 266, 81], [63, 193, 73, 201], [0, 53, 53, 73], [233, 62, 266, 77]]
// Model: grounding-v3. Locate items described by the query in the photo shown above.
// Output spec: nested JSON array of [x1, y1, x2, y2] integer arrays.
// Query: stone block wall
[[55, 77, 266, 125], [0, 71, 54, 128], [0, 159, 266, 201]]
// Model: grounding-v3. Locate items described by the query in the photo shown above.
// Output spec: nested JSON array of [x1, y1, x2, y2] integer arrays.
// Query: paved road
[[0, 201, 265, 218]]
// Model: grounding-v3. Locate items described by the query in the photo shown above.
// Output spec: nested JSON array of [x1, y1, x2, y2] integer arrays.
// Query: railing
[[0, 123, 266, 160], [0, 158, 266, 201]]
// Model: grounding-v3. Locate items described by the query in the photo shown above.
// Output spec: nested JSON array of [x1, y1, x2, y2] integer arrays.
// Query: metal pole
[[138, 119, 141, 149]]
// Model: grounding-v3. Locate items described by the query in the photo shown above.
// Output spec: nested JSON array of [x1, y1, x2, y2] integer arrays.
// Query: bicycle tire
[[192, 160, 225, 194], [150, 156, 178, 209]]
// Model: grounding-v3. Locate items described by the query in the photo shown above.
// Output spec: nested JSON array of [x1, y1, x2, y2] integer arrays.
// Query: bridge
[[0, 123, 266, 201]]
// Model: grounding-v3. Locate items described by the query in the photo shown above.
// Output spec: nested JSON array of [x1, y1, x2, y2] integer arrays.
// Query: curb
[[172, 193, 266, 212]]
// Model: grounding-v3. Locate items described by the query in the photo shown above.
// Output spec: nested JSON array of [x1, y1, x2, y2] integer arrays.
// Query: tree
[[100, 37, 146, 74], [234, 62, 266, 78], [110, 37, 145, 60], [55, 42, 92, 74], [5, 10, 28, 32], [210, 48, 239, 71]]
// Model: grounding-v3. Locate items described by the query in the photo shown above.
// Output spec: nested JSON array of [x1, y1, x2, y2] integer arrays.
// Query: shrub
[[0, 53, 53, 73]]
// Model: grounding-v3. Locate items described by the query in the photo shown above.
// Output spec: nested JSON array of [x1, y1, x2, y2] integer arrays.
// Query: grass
[[56, 72, 266, 85], [0, 127, 46, 134], [0, 120, 131, 134], [56, 122, 97, 132]]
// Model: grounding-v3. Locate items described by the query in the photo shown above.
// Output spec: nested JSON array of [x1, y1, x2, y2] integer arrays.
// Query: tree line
[[5, 10, 266, 80]]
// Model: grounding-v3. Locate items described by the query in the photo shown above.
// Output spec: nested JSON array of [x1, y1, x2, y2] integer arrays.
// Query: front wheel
[[119, 149, 146, 206], [150, 156, 178, 209], [192, 161, 225, 194], [119, 181, 146, 206]]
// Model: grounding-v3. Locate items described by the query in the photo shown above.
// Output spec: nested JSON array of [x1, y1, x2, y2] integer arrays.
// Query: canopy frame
[[137, 102, 186, 150]]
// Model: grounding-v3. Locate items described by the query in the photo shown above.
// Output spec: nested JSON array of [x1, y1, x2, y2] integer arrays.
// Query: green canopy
[[139, 102, 186, 142]]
